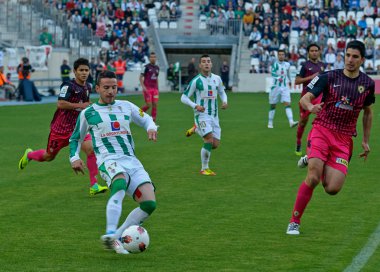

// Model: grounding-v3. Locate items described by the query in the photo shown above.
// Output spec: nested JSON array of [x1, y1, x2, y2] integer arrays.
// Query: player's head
[[149, 52, 156, 64], [199, 54, 212, 75], [344, 40, 365, 73], [307, 43, 320, 62], [96, 70, 118, 104], [73, 58, 90, 85], [277, 50, 286, 61]]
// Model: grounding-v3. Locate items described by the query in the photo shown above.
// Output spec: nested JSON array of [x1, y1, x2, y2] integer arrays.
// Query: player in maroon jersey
[[18, 58, 108, 196], [286, 40, 375, 235], [140, 52, 159, 122], [294, 44, 326, 156]]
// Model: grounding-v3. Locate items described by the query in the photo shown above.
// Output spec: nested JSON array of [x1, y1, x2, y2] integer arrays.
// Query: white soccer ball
[[121, 225, 150, 253]]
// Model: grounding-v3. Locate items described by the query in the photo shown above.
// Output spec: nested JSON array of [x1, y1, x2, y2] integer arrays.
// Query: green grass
[[1, 92, 380, 271]]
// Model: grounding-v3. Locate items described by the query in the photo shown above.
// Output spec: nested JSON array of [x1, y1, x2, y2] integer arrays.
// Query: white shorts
[[269, 86, 291, 104], [195, 114, 221, 140], [99, 158, 152, 198]]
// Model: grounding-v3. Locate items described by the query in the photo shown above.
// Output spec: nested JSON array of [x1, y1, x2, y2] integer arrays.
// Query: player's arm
[[218, 76, 228, 109], [69, 111, 89, 174], [300, 73, 328, 113], [57, 84, 90, 110], [360, 84, 375, 160], [180, 80, 204, 112], [139, 70, 146, 92], [130, 102, 158, 141]]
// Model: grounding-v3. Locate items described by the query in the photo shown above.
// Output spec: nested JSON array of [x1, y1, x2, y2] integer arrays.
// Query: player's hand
[[81, 102, 91, 109], [221, 102, 228, 109], [308, 102, 324, 114], [71, 159, 85, 175], [359, 142, 370, 161], [195, 105, 205, 112], [147, 129, 157, 141]]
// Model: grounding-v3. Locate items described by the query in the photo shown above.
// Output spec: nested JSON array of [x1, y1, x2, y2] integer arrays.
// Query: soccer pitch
[[1, 92, 379, 271]]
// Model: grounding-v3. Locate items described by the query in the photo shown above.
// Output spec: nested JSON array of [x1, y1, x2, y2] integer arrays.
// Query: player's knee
[[324, 187, 340, 195], [45, 153, 56, 161], [306, 175, 320, 188], [140, 200, 157, 215], [110, 178, 127, 197]]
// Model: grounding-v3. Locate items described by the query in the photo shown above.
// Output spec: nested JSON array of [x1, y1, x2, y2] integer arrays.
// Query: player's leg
[[141, 89, 152, 112], [114, 181, 156, 239], [151, 89, 159, 122], [268, 87, 278, 128], [19, 132, 64, 169], [296, 106, 310, 156], [200, 132, 215, 175], [282, 88, 298, 128], [81, 136, 108, 195]]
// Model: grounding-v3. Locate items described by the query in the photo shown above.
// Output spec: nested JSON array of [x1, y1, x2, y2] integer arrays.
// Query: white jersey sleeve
[[69, 109, 90, 163]]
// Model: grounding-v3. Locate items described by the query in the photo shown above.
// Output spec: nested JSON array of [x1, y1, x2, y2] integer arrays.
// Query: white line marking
[[344, 221, 380, 272]]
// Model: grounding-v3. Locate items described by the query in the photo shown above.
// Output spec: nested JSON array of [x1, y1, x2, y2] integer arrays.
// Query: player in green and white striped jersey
[[181, 55, 228, 176], [268, 49, 298, 129], [69, 71, 158, 254]]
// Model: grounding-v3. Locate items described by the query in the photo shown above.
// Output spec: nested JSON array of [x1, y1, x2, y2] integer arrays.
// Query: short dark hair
[[96, 70, 117, 86], [278, 49, 286, 54], [73, 58, 90, 70], [199, 54, 210, 62], [307, 43, 320, 52], [346, 40, 366, 58]]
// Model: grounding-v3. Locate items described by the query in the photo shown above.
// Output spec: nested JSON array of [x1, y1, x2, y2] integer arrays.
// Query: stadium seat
[[244, 2, 253, 11], [159, 21, 168, 29], [375, 38, 380, 47], [154, 1, 161, 10], [347, 11, 356, 20], [139, 21, 147, 28], [366, 17, 374, 29], [148, 9, 156, 16], [327, 38, 337, 49], [329, 17, 337, 26], [292, 10, 301, 18], [199, 21, 207, 30], [199, 14, 207, 22], [364, 59, 374, 68], [262, 3, 270, 12], [311, 10, 318, 18], [153, 21, 159, 28], [290, 30, 299, 38], [375, 59, 380, 69], [289, 37, 298, 46], [297, 58, 306, 69], [337, 11, 346, 21], [169, 21, 177, 29], [251, 58, 260, 73], [356, 11, 364, 22], [101, 41, 110, 49]]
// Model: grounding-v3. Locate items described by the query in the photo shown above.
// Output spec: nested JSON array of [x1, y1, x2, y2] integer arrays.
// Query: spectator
[[364, 1, 375, 19], [308, 29, 319, 43], [364, 32, 376, 48], [261, 34, 272, 51], [220, 60, 230, 90], [327, 25, 337, 38], [344, 20, 357, 38], [0, 65, 16, 100], [299, 15, 309, 31], [248, 26, 262, 48], [158, 5, 170, 23], [366, 44, 374, 59], [318, 21, 329, 37], [365, 61, 376, 74], [60, 59, 71, 83], [337, 36, 346, 52], [324, 47, 337, 65], [39, 27, 55, 46], [375, 44, 380, 59], [207, 12, 218, 35], [167, 63, 178, 91], [357, 16, 367, 30], [242, 9, 254, 36], [187, 57, 197, 83], [291, 15, 301, 31], [334, 53, 345, 69]]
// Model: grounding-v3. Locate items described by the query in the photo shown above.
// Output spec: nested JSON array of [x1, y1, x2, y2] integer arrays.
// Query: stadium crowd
[[200, 0, 380, 74]]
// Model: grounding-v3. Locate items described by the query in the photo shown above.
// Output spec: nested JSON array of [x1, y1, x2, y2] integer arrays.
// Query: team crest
[[358, 85, 364, 93]]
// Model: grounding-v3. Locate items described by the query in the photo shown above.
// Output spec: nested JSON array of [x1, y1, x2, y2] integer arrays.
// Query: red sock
[[290, 181, 314, 224], [141, 105, 149, 112], [86, 153, 98, 186], [151, 106, 157, 122], [27, 149, 46, 162], [296, 124, 306, 146]]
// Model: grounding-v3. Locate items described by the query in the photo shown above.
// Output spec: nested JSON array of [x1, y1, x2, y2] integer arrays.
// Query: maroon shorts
[[47, 131, 91, 156], [143, 87, 159, 103], [306, 124, 353, 175]]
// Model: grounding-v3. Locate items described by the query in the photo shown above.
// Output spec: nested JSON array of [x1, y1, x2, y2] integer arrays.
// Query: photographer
[[17, 57, 35, 80]]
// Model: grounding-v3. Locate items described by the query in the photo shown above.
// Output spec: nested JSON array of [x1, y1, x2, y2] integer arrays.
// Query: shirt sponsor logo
[[307, 76, 319, 89], [101, 130, 130, 137], [111, 121, 120, 131], [208, 90, 213, 96], [336, 158, 348, 167], [335, 96, 353, 111], [59, 85, 69, 97]]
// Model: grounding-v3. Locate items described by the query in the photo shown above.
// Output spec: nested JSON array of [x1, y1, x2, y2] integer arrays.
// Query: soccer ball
[[121, 225, 150, 253]]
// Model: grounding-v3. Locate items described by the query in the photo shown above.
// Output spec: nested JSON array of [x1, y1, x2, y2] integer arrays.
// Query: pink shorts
[[143, 87, 159, 103], [306, 124, 353, 175], [299, 93, 323, 120], [47, 131, 91, 156]]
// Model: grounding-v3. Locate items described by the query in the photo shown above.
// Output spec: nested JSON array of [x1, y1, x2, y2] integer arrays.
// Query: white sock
[[114, 207, 149, 239], [285, 107, 294, 124], [268, 109, 275, 125], [106, 190, 126, 234], [201, 147, 211, 170]]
